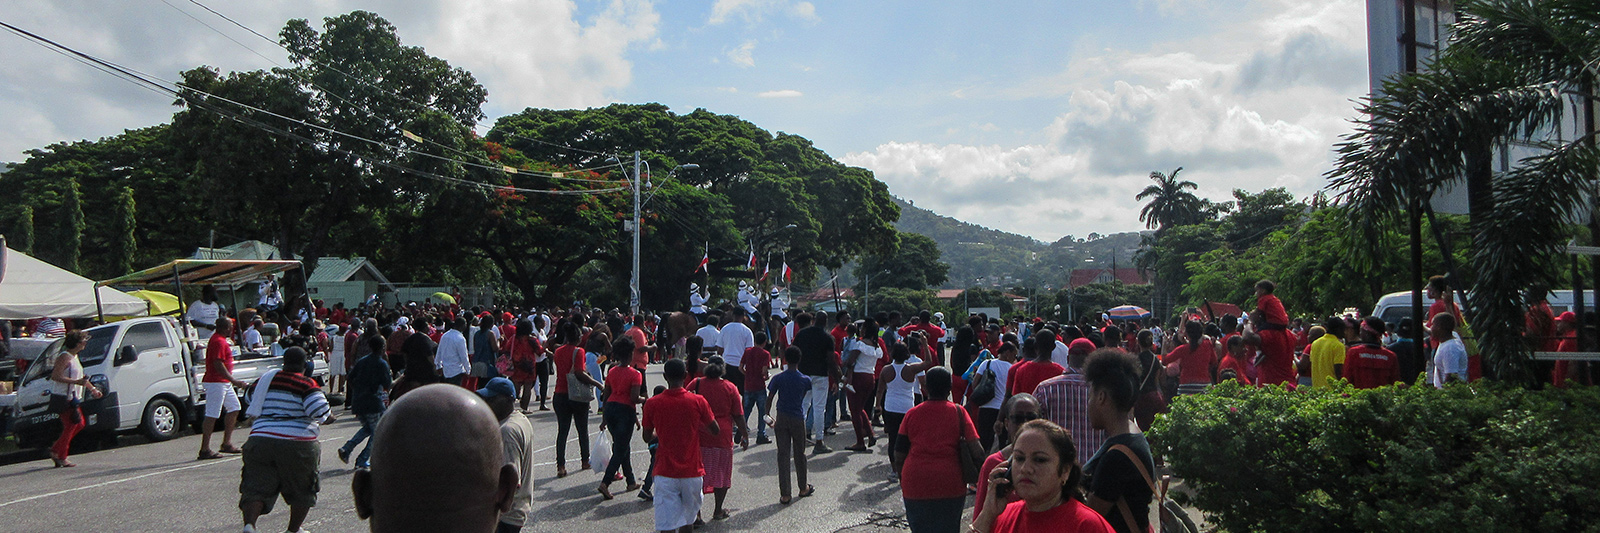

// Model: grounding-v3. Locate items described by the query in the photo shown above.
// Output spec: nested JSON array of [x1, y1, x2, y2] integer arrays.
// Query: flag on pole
[[692, 244, 709, 275], [760, 258, 770, 283], [747, 244, 758, 269], [782, 261, 792, 284]]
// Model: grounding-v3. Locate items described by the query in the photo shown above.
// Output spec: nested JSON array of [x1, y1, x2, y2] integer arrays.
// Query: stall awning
[[99, 260, 302, 288], [0, 247, 148, 319]]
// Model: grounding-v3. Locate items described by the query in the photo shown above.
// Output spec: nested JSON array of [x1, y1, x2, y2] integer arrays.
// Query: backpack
[[967, 359, 999, 407]]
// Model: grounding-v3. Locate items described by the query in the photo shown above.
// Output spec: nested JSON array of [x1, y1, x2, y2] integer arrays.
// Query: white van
[[1371, 290, 1598, 327]]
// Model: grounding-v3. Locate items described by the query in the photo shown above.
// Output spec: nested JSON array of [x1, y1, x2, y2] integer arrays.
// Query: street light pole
[[630, 151, 642, 317]]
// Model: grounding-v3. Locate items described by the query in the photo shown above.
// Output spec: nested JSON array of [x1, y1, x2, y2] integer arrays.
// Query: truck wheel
[[143, 398, 181, 442]]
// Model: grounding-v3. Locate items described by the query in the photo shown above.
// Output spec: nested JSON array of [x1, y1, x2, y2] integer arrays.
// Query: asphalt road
[[0, 366, 921, 533]]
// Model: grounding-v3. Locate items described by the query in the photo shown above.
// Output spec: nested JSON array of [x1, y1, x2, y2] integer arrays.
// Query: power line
[[0, 20, 625, 197]]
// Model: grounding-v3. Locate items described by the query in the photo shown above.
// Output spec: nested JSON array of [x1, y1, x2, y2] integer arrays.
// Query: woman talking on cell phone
[[972, 420, 1113, 533]]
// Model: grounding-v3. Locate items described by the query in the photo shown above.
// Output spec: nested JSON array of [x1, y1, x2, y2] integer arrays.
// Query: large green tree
[[853, 231, 950, 292]]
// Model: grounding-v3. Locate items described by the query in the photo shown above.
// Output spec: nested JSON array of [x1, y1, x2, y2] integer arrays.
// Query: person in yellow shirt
[[1309, 317, 1346, 388]]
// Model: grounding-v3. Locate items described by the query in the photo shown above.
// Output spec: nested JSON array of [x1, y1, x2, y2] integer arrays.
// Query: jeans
[[602, 402, 637, 485], [742, 386, 769, 439], [904, 496, 966, 533], [341, 411, 384, 467], [803, 376, 830, 441], [773, 412, 808, 500], [553, 393, 590, 465]]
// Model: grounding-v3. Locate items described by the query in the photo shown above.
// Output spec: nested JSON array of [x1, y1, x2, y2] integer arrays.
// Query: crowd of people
[[18, 271, 1594, 533]]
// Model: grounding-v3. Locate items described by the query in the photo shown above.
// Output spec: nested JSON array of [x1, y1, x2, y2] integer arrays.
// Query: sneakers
[[337, 447, 351, 465], [755, 436, 771, 445], [638, 488, 653, 501], [813, 442, 832, 453]]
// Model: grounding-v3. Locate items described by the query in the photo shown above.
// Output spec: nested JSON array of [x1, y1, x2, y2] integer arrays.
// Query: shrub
[[1148, 381, 1600, 532]]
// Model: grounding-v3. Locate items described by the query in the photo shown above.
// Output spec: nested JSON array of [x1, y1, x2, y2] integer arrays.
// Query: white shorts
[[329, 349, 346, 377], [204, 382, 241, 418], [652, 476, 704, 531]]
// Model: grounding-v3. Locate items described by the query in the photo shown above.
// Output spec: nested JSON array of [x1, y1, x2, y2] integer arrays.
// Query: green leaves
[[1151, 382, 1600, 532]]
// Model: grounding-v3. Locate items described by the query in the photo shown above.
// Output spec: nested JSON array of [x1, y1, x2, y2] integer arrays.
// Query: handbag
[[967, 360, 998, 407], [49, 393, 79, 413], [957, 408, 985, 484], [566, 348, 595, 402]]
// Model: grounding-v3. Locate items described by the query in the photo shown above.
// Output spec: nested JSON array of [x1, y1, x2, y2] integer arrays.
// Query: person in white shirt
[[258, 274, 283, 311], [1429, 312, 1469, 387], [187, 285, 224, 340], [767, 288, 788, 321], [243, 320, 264, 350], [1050, 337, 1072, 369], [736, 281, 760, 315], [690, 283, 709, 325], [718, 308, 756, 393], [696, 319, 722, 357], [436, 318, 472, 387]]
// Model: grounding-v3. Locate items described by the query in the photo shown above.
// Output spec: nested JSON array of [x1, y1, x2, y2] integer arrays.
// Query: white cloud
[[758, 89, 803, 98], [726, 40, 757, 67], [707, 0, 818, 25]]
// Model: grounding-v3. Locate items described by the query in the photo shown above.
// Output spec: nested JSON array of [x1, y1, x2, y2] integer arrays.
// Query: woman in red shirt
[[598, 336, 646, 499], [973, 420, 1115, 533], [506, 319, 544, 411], [1163, 321, 1216, 395], [553, 320, 603, 478], [686, 357, 746, 522], [895, 367, 983, 533]]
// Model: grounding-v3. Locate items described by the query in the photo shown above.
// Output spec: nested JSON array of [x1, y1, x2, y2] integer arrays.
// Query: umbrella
[[430, 292, 456, 304], [127, 290, 182, 315], [1107, 305, 1151, 320]]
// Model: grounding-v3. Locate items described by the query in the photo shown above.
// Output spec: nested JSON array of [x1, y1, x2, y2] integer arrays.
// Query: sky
[[0, 0, 1372, 242]]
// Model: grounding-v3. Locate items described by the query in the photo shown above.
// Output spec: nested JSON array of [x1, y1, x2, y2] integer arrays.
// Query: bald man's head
[[353, 384, 516, 533]]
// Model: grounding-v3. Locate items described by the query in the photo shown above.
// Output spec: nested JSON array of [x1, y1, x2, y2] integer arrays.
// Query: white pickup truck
[[6, 316, 328, 449]]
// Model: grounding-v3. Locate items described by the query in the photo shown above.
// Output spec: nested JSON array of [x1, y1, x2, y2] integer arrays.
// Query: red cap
[[1557, 311, 1579, 324], [1068, 338, 1096, 356]]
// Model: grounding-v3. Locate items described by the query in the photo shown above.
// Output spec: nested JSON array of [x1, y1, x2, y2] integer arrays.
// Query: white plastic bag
[[591, 431, 610, 475]]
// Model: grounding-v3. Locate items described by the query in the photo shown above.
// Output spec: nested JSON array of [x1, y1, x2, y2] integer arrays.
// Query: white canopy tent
[[0, 247, 148, 319]]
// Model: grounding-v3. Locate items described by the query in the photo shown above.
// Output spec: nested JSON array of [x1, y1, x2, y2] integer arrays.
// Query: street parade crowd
[[16, 274, 1593, 533]]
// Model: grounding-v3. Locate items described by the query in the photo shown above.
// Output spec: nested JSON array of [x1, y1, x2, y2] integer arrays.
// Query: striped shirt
[[1034, 369, 1104, 468], [249, 372, 330, 441]]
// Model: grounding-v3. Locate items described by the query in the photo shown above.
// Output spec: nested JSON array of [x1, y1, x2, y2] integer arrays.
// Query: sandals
[[197, 450, 224, 460], [798, 484, 815, 497], [712, 510, 731, 520], [780, 496, 793, 505], [218, 444, 244, 454]]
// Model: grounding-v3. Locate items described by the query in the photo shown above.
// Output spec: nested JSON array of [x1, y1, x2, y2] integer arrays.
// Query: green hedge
[[1148, 381, 1600, 532]]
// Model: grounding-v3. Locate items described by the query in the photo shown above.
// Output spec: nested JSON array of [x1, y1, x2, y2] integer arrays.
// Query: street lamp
[[625, 152, 698, 317], [863, 269, 890, 318]]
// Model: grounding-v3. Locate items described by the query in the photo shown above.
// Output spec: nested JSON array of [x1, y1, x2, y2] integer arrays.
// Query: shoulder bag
[[967, 360, 998, 407], [565, 348, 595, 402], [957, 407, 986, 484]]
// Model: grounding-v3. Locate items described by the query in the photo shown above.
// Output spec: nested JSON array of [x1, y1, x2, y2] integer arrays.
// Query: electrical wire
[[0, 20, 624, 197]]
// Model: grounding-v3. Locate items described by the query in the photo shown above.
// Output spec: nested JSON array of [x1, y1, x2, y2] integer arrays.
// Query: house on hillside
[[1067, 268, 1150, 289]]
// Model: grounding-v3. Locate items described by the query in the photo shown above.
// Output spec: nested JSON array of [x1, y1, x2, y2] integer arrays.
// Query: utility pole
[[631, 150, 642, 317]]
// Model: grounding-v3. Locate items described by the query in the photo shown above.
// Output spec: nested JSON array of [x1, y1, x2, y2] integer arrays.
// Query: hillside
[[891, 197, 1146, 290]]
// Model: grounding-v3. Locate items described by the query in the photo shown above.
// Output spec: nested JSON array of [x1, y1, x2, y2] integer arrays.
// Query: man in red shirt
[[740, 332, 773, 444], [1345, 317, 1399, 389], [1552, 312, 1584, 387], [642, 359, 719, 533], [199, 317, 249, 460]]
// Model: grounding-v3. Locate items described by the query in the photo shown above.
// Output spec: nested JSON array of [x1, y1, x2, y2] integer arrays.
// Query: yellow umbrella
[[430, 292, 456, 304], [127, 290, 182, 315]]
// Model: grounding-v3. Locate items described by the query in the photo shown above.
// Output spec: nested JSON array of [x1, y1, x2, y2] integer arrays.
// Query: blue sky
[[0, 0, 1372, 241]]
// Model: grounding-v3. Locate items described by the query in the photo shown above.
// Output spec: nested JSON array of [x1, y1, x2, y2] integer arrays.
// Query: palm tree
[[1326, 0, 1599, 384], [1136, 167, 1202, 234]]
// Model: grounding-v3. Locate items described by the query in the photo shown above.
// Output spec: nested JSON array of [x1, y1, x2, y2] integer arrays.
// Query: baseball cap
[[476, 377, 517, 400], [1557, 311, 1579, 324]]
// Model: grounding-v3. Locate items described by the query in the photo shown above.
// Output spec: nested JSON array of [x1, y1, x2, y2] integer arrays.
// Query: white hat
[[690, 283, 700, 292], [934, 312, 944, 320], [738, 280, 749, 289], [770, 287, 781, 297]]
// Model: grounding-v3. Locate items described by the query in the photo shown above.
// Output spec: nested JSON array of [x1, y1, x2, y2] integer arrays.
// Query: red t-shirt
[[1345, 344, 1398, 389], [1010, 361, 1064, 397], [625, 327, 649, 368], [641, 388, 715, 478], [991, 498, 1114, 533], [1257, 294, 1289, 327], [1553, 336, 1579, 387], [687, 377, 743, 449], [899, 400, 980, 500], [552, 345, 583, 395], [204, 333, 234, 383], [1006, 361, 1030, 396], [830, 325, 849, 352], [1163, 341, 1216, 385], [1219, 354, 1251, 385], [973, 451, 1020, 520], [605, 365, 643, 405], [740, 347, 771, 391]]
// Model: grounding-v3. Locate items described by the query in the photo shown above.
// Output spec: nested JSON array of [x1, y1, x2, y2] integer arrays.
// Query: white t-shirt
[[1432, 337, 1469, 387], [973, 359, 1012, 410], [690, 293, 707, 314], [187, 300, 222, 338], [719, 322, 755, 365], [1050, 340, 1072, 368], [243, 327, 262, 348], [696, 325, 721, 350]]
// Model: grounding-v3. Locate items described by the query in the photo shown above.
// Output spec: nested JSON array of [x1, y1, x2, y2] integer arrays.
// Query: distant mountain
[[891, 196, 1146, 290]]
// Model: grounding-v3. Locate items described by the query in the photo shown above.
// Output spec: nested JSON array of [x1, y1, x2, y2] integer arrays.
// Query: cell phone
[[994, 467, 1015, 499]]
